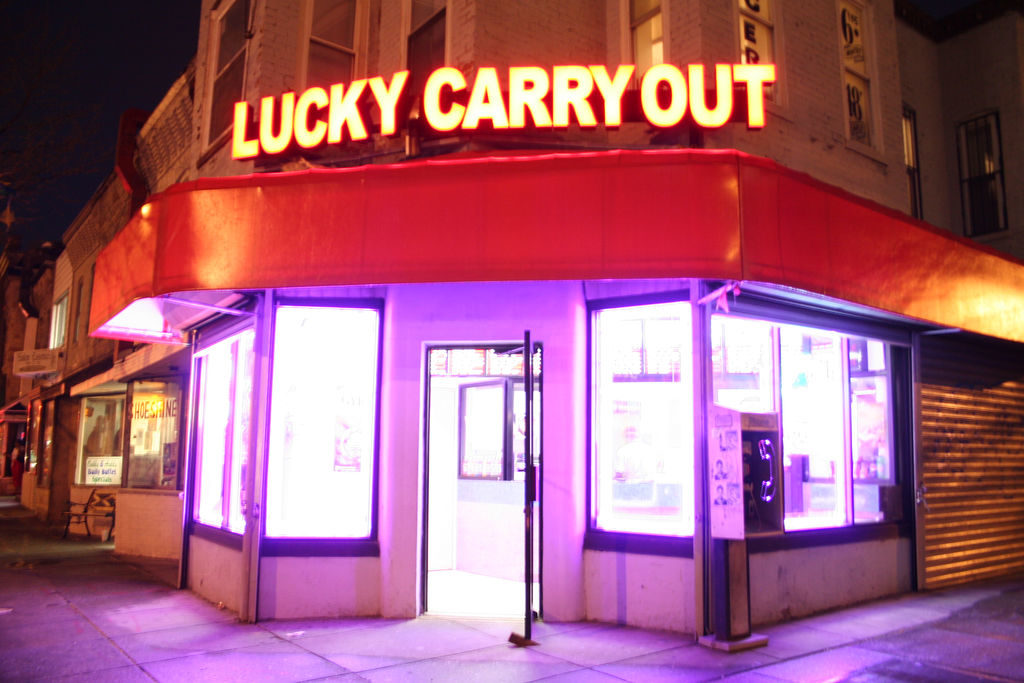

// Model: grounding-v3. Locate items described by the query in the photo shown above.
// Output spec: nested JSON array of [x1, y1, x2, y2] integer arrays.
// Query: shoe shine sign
[[232, 63, 776, 159]]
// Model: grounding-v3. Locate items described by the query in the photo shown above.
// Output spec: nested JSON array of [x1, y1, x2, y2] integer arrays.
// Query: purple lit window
[[779, 326, 846, 530], [265, 304, 380, 539], [193, 329, 255, 533], [712, 314, 899, 533]]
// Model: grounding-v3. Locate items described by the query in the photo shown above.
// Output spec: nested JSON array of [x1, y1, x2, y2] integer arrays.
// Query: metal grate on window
[[957, 112, 1007, 237]]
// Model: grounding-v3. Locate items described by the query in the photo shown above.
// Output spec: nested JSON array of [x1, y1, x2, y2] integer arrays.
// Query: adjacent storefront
[[88, 149, 1024, 633], [67, 343, 191, 557], [0, 401, 27, 490]]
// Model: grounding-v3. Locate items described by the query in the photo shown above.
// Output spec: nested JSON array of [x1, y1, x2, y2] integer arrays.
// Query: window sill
[[119, 487, 182, 497], [261, 537, 380, 557], [845, 138, 889, 168], [746, 521, 909, 554], [197, 127, 235, 168], [584, 530, 693, 558], [764, 97, 791, 124], [969, 228, 1011, 243], [191, 521, 243, 550]]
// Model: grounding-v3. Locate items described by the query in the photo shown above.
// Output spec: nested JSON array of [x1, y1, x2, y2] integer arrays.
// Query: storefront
[[67, 343, 191, 556], [17, 388, 65, 519], [88, 149, 1024, 633], [0, 400, 27, 491]]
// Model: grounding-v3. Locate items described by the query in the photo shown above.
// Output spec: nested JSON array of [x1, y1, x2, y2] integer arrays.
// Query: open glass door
[[423, 339, 542, 625], [511, 331, 542, 645]]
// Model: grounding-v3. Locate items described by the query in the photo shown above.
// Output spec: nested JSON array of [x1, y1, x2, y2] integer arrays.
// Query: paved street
[[2, 496, 1024, 682]]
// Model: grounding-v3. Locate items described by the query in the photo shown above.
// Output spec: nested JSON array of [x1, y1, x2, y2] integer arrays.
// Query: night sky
[[1, 1, 201, 248], [0, 0, 976, 250]]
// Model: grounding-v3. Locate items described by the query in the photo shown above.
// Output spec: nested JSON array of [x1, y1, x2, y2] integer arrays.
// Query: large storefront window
[[265, 304, 381, 539], [591, 301, 695, 537], [127, 381, 182, 489], [193, 329, 255, 533], [76, 396, 126, 485], [712, 314, 898, 533]]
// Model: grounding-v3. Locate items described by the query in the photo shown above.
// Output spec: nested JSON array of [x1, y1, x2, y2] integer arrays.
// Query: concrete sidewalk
[[2, 498, 1023, 682]]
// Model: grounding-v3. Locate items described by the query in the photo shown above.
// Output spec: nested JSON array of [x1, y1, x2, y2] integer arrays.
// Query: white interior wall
[[426, 380, 458, 571], [455, 480, 530, 580]]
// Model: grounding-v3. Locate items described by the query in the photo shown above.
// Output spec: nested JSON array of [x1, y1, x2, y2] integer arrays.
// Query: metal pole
[[523, 329, 534, 642]]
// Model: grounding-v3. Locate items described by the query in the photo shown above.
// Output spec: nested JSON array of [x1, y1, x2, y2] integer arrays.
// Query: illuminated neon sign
[[232, 63, 776, 160]]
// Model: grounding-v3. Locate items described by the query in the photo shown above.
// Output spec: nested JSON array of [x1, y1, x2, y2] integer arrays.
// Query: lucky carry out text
[[232, 63, 776, 159]]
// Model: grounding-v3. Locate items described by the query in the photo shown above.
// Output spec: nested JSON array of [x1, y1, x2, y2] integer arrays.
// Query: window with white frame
[[192, 328, 255, 533], [208, 0, 250, 146], [712, 314, 900, 533], [304, 0, 359, 89], [49, 294, 68, 349], [265, 304, 381, 539], [631, 0, 663, 78], [739, 0, 773, 66], [958, 112, 1007, 236], [839, 1, 871, 146], [591, 300, 695, 537], [739, 0, 775, 101]]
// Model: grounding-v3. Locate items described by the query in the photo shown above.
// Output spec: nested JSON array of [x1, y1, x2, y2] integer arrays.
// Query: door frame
[[419, 342, 543, 618]]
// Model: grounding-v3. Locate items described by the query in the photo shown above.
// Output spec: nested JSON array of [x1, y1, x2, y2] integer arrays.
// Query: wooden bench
[[63, 489, 116, 541]]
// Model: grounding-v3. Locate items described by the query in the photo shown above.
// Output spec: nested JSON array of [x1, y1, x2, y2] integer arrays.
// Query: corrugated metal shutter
[[919, 333, 1024, 589]]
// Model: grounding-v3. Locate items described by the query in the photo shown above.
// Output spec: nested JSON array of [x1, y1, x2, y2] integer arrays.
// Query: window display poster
[[86, 456, 122, 485], [709, 405, 744, 539]]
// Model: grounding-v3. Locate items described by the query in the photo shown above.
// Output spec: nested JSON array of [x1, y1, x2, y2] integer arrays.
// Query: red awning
[[90, 148, 1024, 344]]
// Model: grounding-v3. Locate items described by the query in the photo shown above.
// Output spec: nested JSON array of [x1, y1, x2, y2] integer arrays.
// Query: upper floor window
[[72, 265, 94, 344], [408, 0, 446, 98], [739, 0, 773, 66], [839, 1, 871, 146], [49, 294, 68, 349], [631, 0, 663, 78], [902, 106, 922, 220], [958, 112, 1007, 237], [208, 0, 250, 147], [305, 0, 358, 89]]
